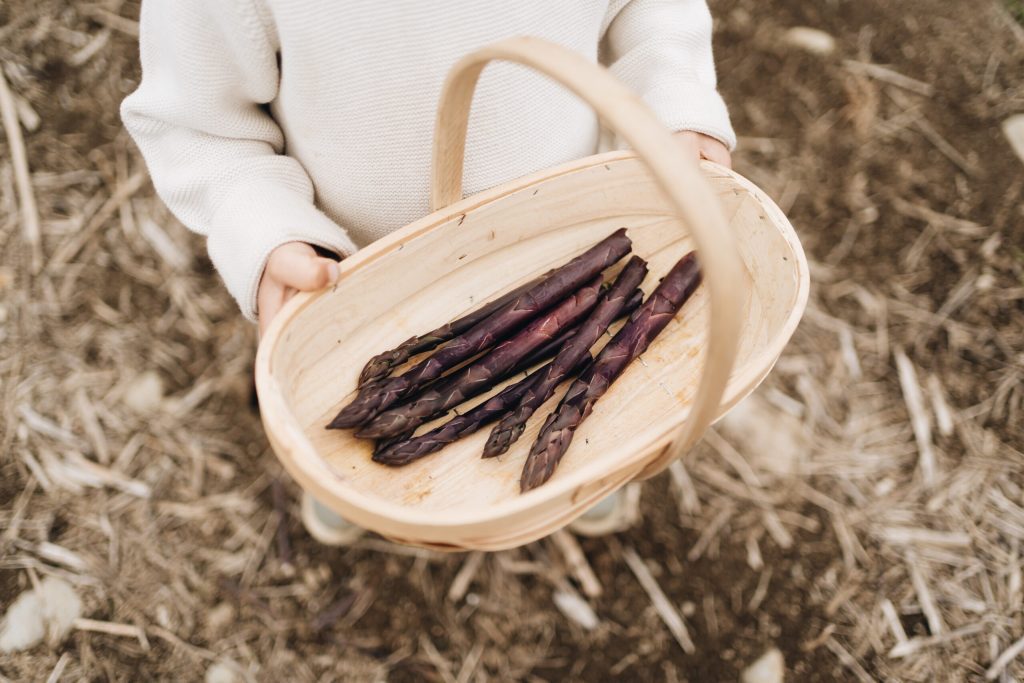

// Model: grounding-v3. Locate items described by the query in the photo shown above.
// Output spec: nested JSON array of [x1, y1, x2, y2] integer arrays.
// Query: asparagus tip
[[481, 436, 506, 459], [355, 411, 419, 439], [325, 409, 370, 430], [372, 442, 433, 467], [520, 412, 576, 491], [328, 375, 408, 430], [482, 421, 525, 458], [355, 425, 384, 439], [519, 457, 550, 492], [371, 453, 410, 467], [519, 446, 561, 492], [326, 415, 349, 430], [357, 359, 391, 386]]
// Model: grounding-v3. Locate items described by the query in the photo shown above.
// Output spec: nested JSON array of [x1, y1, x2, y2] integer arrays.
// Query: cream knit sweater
[[122, 0, 734, 320]]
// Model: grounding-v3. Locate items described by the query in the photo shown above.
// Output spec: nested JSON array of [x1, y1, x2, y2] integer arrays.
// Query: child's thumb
[[268, 243, 341, 291], [292, 257, 340, 291]]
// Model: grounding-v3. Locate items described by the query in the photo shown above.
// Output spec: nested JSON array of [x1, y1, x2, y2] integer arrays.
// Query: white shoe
[[300, 492, 365, 546], [568, 484, 642, 537]]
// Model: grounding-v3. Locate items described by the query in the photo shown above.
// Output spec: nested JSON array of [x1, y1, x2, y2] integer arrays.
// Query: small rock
[[205, 659, 243, 683], [15, 94, 41, 133], [783, 27, 836, 56], [720, 393, 809, 476], [123, 371, 164, 414], [204, 602, 236, 637], [730, 7, 752, 28], [874, 478, 897, 497], [1003, 114, 1024, 166], [0, 590, 45, 653], [301, 568, 321, 590], [552, 590, 598, 631], [0, 577, 82, 652], [742, 648, 785, 683], [155, 604, 171, 628]]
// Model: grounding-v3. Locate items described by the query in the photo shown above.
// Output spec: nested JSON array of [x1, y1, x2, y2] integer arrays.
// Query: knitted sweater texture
[[122, 0, 734, 320]]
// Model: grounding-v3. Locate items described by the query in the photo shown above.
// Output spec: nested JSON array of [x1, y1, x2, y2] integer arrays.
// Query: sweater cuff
[[207, 182, 359, 322], [639, 81, 737, 151]]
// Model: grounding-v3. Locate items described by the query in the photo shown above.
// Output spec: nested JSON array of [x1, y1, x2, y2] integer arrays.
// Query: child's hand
[[258, 242, 341, 335], [674, 131, 732, 169]]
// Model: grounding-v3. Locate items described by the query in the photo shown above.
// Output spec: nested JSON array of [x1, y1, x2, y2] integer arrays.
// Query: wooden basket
[[255, 38, 809, 551]]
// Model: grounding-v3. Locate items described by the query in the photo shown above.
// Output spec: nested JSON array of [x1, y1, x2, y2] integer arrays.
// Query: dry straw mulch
[[1, 0, 1022, 681]]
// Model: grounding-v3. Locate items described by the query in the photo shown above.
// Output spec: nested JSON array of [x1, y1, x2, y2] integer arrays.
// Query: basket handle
[[431, 37, 744, 476]]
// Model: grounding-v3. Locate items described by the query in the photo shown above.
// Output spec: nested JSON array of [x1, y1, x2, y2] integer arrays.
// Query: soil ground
[[1, 1, 1022, 681]]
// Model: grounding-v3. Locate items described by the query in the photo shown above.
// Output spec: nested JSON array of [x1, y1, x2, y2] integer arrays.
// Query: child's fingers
[[699, 143, 732, 169], [675, 131, 732, 169], [267, 242, 341, 291], [258, 281, 301, 336], [258, 278, 286, 337], [673, 131, 700, 159]]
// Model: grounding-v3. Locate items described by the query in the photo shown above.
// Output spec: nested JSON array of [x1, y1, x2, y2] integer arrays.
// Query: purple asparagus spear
[[378, 288, 641, 416], [328, 229, 631, 429], [357, 270, 553, 386], [483, 256, 648, 458], [512, 288, 641, 372], [371, 292, 644, 466], [373, 355, 591, 467], [356, 275, 604, 439], [520, 252, 702, 492]]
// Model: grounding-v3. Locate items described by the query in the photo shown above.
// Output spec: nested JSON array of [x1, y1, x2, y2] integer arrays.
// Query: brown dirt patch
[[1, 0, 1021, 681]]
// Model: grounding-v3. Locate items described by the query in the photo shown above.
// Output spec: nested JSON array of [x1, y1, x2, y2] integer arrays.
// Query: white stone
[[123, 370, 164, 414], [205, 659, 243, 683], [0, 577, 82, 652], [0, 589, 44, 652], [742, 648, 785, 683], [155, 604, 172, 629], [720, 392, 810, 476], [552, 590, 598, 630], [205, 602, 236, 636], [1003, 115, 1024, 166], [783, 27, 836, 56]]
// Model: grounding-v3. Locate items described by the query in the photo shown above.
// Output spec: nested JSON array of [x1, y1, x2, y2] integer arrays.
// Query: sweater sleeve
[[121, 0, 358, 321], [601, 0, 736, 150]]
